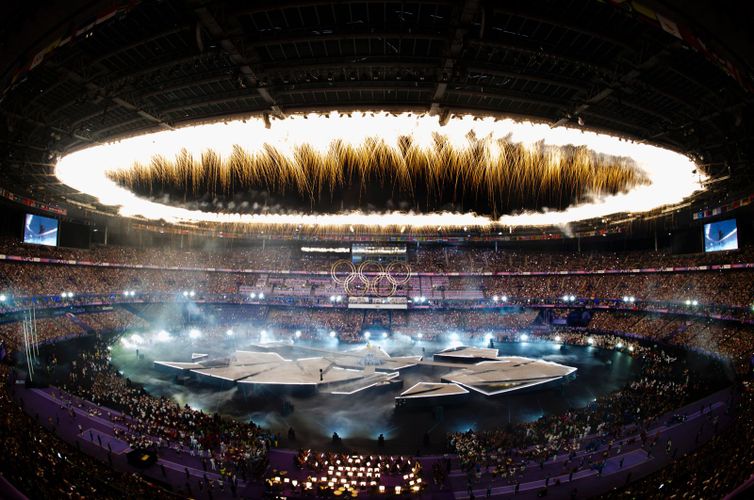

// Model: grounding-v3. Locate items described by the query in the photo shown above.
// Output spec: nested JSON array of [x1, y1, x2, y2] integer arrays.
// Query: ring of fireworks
[[369, 274, 398, 297], [343, 273, 369, 296], [385, 262, 412, 285], [54, 111, 705, 230], [332, 260, 406, 296], [330, 260, 356, 285], [357, 261, 385, 282]]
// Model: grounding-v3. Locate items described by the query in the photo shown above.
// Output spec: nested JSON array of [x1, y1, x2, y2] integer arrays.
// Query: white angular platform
[[154, 361, 205, 370], [281, 344, 421, 371], [155, 345, 415, 394], [397, 382, 469, 400], [329, 372, 400, 395], [154, 345, 575, 398], [442, 356, 577, 396], [434, 346, 500, 361]]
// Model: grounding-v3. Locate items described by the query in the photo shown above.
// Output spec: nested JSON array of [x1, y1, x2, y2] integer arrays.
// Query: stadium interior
[[1, 0, 754, 498]]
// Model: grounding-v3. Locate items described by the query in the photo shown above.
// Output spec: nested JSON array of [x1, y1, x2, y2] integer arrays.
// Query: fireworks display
[[108, 134, 646, 217], [55, 112, 704, 230]]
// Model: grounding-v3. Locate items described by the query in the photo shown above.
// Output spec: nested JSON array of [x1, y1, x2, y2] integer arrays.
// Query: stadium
[[1, 0, 753, 498]]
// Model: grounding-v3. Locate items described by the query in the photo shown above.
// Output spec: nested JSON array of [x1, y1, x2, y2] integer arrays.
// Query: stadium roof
[[1, 0, 753, 234]]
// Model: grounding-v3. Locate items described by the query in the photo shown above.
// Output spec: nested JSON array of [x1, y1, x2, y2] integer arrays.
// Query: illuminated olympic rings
[[330, 260, 412, 297]]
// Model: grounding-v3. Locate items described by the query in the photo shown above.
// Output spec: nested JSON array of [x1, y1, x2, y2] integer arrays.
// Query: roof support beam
[[245, 32, 446, 48], [234, 0, 453, 17], [41, 53, 228, 128], [431, 0, 481, 118], [552, 49, 668, 128], [56, 66, 175, 132], [260, 58, 439, 73], [490, 6, 633, 52], [1, 110, 97, 145], [192, 3, 284, 118], [24, 25, 192, 112]]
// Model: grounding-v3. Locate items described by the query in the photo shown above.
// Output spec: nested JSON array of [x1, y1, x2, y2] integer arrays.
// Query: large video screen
[[23, 214, 59, 247], [704, 218, 738, 253]]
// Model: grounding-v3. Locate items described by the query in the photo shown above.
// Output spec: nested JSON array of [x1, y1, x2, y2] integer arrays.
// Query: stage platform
[[154, 346, 576, 398], [434, 346, 499, 363], [398, 382, 469, 399], [155, 345, 417, 394], [442, 356, 577, 396]]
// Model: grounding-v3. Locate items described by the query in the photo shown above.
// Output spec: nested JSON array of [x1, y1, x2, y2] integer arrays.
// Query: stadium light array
[[382, 332, 389, 339], [417, 332, 423, 339], [226, 329, 234, 336], [155, 330, 171, 342], [622, 296, 636, 303], [188, 329, 202, 339], [364, 331, 371, 339], [587, 337, 595, 345], [329, 330, 337, 338], [295, 330, 302, 338], [0, 294, 6, 302], [259, 292, 265, 299], [554, 335, 562, 343], [520, 334, 529, 342]]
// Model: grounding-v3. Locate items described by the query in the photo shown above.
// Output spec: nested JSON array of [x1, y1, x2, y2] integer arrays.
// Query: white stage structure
[[155, 344, 576, 401]]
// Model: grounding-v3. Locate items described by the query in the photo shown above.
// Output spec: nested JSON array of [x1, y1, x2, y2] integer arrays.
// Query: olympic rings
[[329, 259, 412, 297], [331, 260, 355, 284]]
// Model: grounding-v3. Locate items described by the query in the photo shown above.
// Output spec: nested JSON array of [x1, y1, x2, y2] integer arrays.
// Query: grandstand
[[1, 0, 754, 498]]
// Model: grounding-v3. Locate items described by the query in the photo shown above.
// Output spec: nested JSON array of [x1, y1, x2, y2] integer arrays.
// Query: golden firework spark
[[54, 111, 705, 230], [108, 138, 645, 216]]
